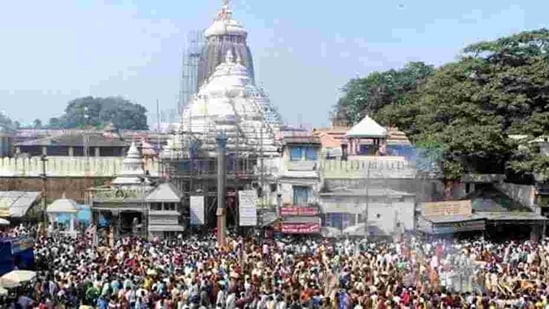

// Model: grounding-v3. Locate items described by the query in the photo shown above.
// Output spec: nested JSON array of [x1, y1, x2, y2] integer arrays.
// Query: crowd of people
[[3, 228, 549, 308]]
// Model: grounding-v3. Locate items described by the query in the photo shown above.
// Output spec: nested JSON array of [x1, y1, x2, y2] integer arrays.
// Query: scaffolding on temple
[[161, 84, 279, 232], [178, 30, 204, 114]]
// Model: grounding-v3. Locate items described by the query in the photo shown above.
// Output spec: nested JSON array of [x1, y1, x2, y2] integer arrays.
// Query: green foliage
[[334, 62, 434, 125], [48, 96, 148, 130], [335, 28, 549, 181], [0, 112, 17, 132], [32, 119, 43, 129]]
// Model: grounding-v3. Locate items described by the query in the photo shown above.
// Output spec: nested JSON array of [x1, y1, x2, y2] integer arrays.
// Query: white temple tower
[[177, 50, 280, 157], [113, 141, 145, 186]]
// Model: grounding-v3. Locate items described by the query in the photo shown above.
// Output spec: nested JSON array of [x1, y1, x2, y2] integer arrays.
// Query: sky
[[0, 0, 547, 128]]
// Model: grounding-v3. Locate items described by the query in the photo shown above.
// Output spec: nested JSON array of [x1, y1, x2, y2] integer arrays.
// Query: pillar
[[216, 132, 228, 247], [42, 146, 47, 156], [69, 213, 75, 232], [68, 147, 74, 157], [95, 147, 100, 157]]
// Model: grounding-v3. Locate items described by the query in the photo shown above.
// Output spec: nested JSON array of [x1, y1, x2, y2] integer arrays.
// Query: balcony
[[286, 160, 317, 171]]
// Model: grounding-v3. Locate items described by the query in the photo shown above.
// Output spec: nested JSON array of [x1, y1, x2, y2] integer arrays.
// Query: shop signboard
[[421, 200, 472, 217], [280, 222, 321, 234], [239, 190, 257, 226], [280, 207, 318, 217], [190, 195, 205, 225]]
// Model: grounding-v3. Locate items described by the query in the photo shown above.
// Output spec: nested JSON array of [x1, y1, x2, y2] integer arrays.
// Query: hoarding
[[190, 196, 205, 225], [280, 207, 318, 217], [238, 190, 257, 226], [280, 222, 321, 234], [421, 200, 472, 217]]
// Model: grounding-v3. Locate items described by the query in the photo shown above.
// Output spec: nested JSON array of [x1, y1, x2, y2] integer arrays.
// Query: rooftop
[[320, 187, 414, 197], [346, 116, 387, 139], [283, 135, 321, 145], [146, 183, 183, 202], [0, 191, 41, 218], [17, 132, 127, 148]]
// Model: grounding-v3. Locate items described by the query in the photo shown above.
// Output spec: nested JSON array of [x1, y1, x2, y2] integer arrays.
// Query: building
[[145, 183, 184, 239], [319, 188, 415, 237], [196, 1, 282, 128], [90, 143, 184, 239], [0, 127, 13, 158], [198, 0, 255, 88], [274, 135, 322, 235], [417, 186, 547, 241], [89, 142, 153, 238], [315, 115, 419, 237], [15, 129, 128, 158], [180, 50, 279, 157], [163, 2, 285, 229]]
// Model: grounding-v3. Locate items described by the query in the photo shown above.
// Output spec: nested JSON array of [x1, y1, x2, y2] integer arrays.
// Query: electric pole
[[40, 155, 48, 232]]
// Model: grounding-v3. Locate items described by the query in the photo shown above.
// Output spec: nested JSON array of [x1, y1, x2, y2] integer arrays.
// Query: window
[[289, 147, 303, 161], [164, 203, 176, 211], [293, 186, 309, 206], [151, 203, 161, 211], [305, 147, 318, 161]]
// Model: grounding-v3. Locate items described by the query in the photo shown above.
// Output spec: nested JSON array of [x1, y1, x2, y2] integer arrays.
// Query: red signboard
[[280, 207, 318, 217], [281, 222, 321, 234]]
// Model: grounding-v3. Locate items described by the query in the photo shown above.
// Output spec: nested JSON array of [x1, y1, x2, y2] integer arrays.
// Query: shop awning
[[0, 191, 41, 218], [419, 215, 486, 235], [148, 225, 184, 232]]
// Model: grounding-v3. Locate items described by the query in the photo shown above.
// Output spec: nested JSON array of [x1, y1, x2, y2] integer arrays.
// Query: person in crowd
[[3, 223, 549, 308]]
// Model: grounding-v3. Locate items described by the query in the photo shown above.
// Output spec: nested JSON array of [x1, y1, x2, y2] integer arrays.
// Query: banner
[[238, 190, 257, 226], [281, 222, 321, 234], [11, 237, 34, 254], [421, 200, 472, 217], [280, 207, 318, 217], [190, 196, 205, 225]]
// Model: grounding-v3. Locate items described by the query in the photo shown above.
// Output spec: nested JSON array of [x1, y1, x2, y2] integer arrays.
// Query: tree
[[48, 96, 148, 130], [388, 28, 549, 182], [334, 61, 434, 125], [0, 112, 17, 132], [32, 119, 42, 129], [335, 28, 549, 185]]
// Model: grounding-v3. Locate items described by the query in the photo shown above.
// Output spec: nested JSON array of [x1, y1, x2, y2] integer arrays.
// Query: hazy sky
[[0, 0, 547, 128]]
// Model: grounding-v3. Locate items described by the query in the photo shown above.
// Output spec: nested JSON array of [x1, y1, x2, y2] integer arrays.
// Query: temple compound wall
[[0, 157, 159, 177]]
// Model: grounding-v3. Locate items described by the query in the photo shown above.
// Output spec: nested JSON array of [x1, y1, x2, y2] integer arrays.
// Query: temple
[[178, 50, 279, 157], [196, 0, 282, 127], [198, 0, 255, 88]]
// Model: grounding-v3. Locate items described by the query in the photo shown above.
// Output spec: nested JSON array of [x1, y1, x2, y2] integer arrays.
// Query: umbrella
[[321, 227, 342, 238], [1, 270, 36, 288], [0, 218, 9, 226]]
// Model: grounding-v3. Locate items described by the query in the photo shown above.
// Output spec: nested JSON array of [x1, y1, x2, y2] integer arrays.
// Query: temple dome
[[205, 18, 247, 38], [179, 50, 279, 157], [198, 1, 254, 88], [204, 4, 247, 38]]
